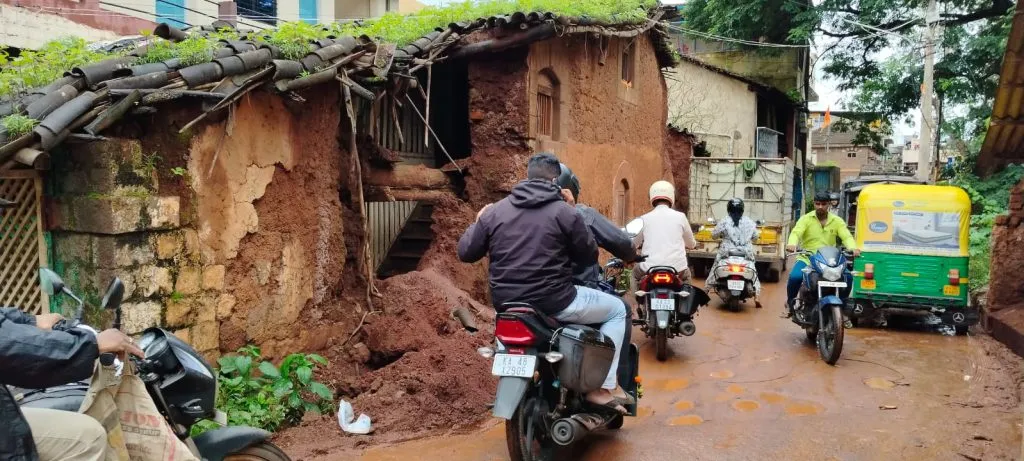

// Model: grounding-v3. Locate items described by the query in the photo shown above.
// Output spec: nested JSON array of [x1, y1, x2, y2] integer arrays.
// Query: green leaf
[[308, 354, 328, 366], [236, 356, 253, 377], [258, 361, 281, 379], [309, 382, 334, 401], [288, 393, 303, 409], [296, 366, 313, 385], [272, 380, 294, 398]]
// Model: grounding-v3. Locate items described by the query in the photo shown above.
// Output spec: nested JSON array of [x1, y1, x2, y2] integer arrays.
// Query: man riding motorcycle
[[0, 198, 144, 461], [631, 180, 697, 300], [457, 153, 632, 412], [784, 191, 859, 317], [705, 198, 762, 308]]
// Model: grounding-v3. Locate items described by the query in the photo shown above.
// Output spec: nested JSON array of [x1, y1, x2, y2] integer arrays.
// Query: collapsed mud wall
[[986, 178, 1024, 356], [664, 127, 696, 213]]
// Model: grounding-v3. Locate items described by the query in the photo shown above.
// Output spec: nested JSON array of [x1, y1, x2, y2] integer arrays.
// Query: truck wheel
[[765, 268, 781, 283]]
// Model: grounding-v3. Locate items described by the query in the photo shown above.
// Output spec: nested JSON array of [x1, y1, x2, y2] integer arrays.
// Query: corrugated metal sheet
[[978, 0, 1024, 175], [367, 201, 418, 270]]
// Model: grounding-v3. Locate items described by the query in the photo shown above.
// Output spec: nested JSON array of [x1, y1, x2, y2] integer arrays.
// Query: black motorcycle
[[11, 269, 290, 461]]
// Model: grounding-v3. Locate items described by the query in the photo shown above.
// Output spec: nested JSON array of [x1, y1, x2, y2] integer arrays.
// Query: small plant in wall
[[170, 167, 187, 177], [1, 114, 38, 138]]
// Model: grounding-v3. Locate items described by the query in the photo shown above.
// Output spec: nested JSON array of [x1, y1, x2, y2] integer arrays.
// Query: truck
[[687, 157, 795, 283]]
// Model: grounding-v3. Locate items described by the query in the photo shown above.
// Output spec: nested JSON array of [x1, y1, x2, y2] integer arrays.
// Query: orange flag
[[823, 106, 832, 129]]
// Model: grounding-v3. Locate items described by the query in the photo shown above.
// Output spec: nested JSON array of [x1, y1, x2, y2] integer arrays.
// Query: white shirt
[[634, 204, 697, 274]]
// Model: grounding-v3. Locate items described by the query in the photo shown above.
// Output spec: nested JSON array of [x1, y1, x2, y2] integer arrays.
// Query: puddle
[[760, 392, 787, 404], [864, 377, 896, 390], [636, 406, 655, 417], [726, 384, 745, 395], [710, 370, 735, 379], [732, 400, 760, 412], [674, 400, 695, 411], [668, 415, 704, 426], [784, 401, 825, 416]]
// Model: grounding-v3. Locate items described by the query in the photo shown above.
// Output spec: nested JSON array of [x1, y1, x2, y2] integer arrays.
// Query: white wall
[[0, 4, 119, 50], [666, 60, 757, 158]]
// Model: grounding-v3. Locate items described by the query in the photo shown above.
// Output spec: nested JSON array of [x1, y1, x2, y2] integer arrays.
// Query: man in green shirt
[[784, 191, 860, 316]]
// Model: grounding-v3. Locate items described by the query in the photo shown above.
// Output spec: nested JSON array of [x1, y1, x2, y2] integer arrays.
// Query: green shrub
[[1, 114, 38, 138]]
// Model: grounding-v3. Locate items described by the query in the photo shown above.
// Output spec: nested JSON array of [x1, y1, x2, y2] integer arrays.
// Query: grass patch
[[1, 114, 38, 137], [0, 37, 112, 98]]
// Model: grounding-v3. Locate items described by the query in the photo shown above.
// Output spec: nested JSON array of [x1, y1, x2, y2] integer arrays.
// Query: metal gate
[[0, 171, 48, 313]]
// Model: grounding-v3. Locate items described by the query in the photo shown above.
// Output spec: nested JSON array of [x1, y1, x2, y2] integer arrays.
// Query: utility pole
[[916, 0, 938, 182]]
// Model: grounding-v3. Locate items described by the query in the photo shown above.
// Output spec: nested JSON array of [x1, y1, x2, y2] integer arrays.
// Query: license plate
[[491, 354, 537, 378], [818, 281, 847, 288], [943, 285, 961, 296], [650, 298, 675, 311], [860, 279, 876, 290], [727, 280, 745, 291]]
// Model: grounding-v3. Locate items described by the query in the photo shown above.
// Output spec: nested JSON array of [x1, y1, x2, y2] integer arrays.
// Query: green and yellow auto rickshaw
[[848, 183, 975, 334]]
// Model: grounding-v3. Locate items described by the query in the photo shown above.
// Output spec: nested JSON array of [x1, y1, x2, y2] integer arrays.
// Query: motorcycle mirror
[[101, 277, 125, 311], [39, 268, 66, 297], [624, 218, 644, 236], [756, 219, 764, 226]]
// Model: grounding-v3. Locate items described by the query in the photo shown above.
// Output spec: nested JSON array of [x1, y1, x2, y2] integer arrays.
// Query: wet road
[[351, 281, 1022, 461]]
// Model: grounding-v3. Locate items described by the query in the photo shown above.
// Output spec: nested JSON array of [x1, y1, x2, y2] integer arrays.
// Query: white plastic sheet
[[337, 399, 373, 434]]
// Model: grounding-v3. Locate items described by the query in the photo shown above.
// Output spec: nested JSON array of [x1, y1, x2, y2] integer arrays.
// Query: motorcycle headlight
[[821, 264, 843, 282]]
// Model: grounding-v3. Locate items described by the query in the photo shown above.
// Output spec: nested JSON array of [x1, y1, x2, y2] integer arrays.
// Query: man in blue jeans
[[457, 153, 631, 412], [784, 191, 859, 316]]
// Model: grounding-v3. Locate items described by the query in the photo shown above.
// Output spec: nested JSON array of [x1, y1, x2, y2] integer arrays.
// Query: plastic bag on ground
[[338, 399, 373, 435]]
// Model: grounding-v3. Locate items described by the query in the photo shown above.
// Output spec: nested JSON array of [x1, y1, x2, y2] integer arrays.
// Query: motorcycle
[[708, 250, 757, 311], [787, 247, 853, 365], [12, 268, 291, 461], [480, 222, 645, 461]]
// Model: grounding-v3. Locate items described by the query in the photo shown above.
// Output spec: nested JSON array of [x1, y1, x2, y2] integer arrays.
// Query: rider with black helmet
[[706, 198, 762, 307]]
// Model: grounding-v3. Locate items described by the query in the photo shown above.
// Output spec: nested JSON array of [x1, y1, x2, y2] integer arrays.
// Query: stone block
[[197, 295, 217, 323], [175, 266, 202, 295], [55, 233, 94, 265], [193, 321, 220, 352], [95, 235, 153, 268], [137, 266, 173, 297], [165, 298, 194, 328], [216, 294, 237, 320], [202, 265, 226, 291], [254, 261, 272, 286], [53, 195, 180, 235], [182, 229, 201, 258], [173, 328, 190, 344], [155, 232, 183, 260], [121, 301, 162, 334]]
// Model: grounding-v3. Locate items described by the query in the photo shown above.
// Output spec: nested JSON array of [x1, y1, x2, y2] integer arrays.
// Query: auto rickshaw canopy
[[854, 184, 970, 257]]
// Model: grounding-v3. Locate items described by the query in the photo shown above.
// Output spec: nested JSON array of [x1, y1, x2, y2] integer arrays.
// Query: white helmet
[[649, 180, 675, 206]]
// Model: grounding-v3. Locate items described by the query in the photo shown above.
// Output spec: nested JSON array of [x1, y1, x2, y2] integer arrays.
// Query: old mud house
[[0, 6, 687, 432]]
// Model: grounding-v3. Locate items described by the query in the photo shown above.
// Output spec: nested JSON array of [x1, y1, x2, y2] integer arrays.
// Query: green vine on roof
[[0, 37, 111, 98], [1, 114, 38, 138]]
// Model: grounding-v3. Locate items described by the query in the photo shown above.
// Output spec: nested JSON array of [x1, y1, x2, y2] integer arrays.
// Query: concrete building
[[0, 0, 396, 50], [666, 55, 801, 160]]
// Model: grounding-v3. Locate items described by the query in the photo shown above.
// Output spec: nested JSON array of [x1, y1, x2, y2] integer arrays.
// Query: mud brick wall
[[985, 177, 1024, 357]]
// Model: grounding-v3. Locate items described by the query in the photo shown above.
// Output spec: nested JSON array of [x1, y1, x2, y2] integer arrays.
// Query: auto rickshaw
[[847, 183, 975, 334]]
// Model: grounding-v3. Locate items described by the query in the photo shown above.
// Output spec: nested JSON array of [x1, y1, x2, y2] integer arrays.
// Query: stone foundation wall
[[985, 178, 1024, 357]]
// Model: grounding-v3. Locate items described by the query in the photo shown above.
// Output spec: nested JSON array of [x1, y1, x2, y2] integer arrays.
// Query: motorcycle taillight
[[651, 272, 678, 285], [728, 264, 743, 273], [495, 317, 536, 346]]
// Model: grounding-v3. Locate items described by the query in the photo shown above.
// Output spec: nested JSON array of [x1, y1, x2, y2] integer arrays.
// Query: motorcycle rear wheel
[[654, 328, 668, 361], [817, 308, 844, 365], [506, 396, 557, 461], [223, 442, 291, 460]]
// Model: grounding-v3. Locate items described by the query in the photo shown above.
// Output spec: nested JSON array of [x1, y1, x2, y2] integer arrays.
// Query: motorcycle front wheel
[[817, 306, 844, 365], [223, 442, 291, 460], [506, 396, 557, 461]]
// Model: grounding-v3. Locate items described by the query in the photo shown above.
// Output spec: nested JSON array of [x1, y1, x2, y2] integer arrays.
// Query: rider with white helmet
[[631, 180, 697, 291]]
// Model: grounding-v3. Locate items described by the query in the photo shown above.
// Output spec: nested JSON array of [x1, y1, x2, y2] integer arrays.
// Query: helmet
[[727, 198, 744, 216], [556, 163, 581, 201], [814, 191, 832, 202], [649, 180, 675, 206]]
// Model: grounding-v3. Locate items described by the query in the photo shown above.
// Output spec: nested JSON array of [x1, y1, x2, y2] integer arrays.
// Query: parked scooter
[[787, 248, 853, 365], [481, 221, 644, 461], [629, 218, 711, 362], [12, 269, 291, 461]]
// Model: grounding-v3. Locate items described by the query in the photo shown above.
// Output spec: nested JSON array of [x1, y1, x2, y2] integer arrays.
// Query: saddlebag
[[556, 325, 615, 394]]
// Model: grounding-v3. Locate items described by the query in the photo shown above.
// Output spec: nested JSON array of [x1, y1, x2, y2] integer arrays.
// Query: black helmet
[[814, 191, 832, 202], [726, 198, 744, 216], [556, 163, 581, 201]]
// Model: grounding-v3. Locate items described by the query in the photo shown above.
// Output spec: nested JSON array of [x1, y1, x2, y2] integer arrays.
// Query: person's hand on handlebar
[[851, 249, 861, 257], [35, 313, 64, 330], [97, 329, 145, 358], [786, 245, 797, 253]]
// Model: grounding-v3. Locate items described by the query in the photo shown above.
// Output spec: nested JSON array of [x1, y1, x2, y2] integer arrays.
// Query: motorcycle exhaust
[[679, 321, 696, 336], [550, 413, 604, 446]]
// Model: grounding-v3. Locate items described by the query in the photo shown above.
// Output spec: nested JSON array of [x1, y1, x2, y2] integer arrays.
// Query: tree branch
[[938, 0, 1013, 26]]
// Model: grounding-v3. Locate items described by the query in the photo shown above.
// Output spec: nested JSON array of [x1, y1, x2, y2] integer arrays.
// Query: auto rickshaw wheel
[[955, 325, 969, 336]]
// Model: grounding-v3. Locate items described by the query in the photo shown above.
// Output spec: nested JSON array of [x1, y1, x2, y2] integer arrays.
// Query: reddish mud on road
[[317, 282, 1023, 461]]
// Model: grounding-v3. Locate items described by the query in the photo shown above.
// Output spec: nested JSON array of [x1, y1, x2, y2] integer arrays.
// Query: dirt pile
[[274, 269, 497, 456]]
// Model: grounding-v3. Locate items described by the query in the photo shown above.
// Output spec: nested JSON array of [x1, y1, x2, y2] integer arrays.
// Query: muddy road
[[311, 281, 1022, 461]]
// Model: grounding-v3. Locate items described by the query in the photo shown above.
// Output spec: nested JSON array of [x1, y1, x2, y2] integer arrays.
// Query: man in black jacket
[[0, 196, 144, 461], [457, 153, 631, 411]]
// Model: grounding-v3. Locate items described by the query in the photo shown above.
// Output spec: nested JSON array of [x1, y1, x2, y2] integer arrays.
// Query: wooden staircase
[[376, 202, 435, 278]]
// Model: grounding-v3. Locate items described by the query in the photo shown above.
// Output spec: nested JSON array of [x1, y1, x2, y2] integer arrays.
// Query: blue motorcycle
[[788, 247, 853, 365]]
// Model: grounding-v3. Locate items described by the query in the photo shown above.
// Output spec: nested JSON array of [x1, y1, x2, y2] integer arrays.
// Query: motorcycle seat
[[647, 266, 678, 274], [728, 249, 747, 257], [500, 304, 561, 329]]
